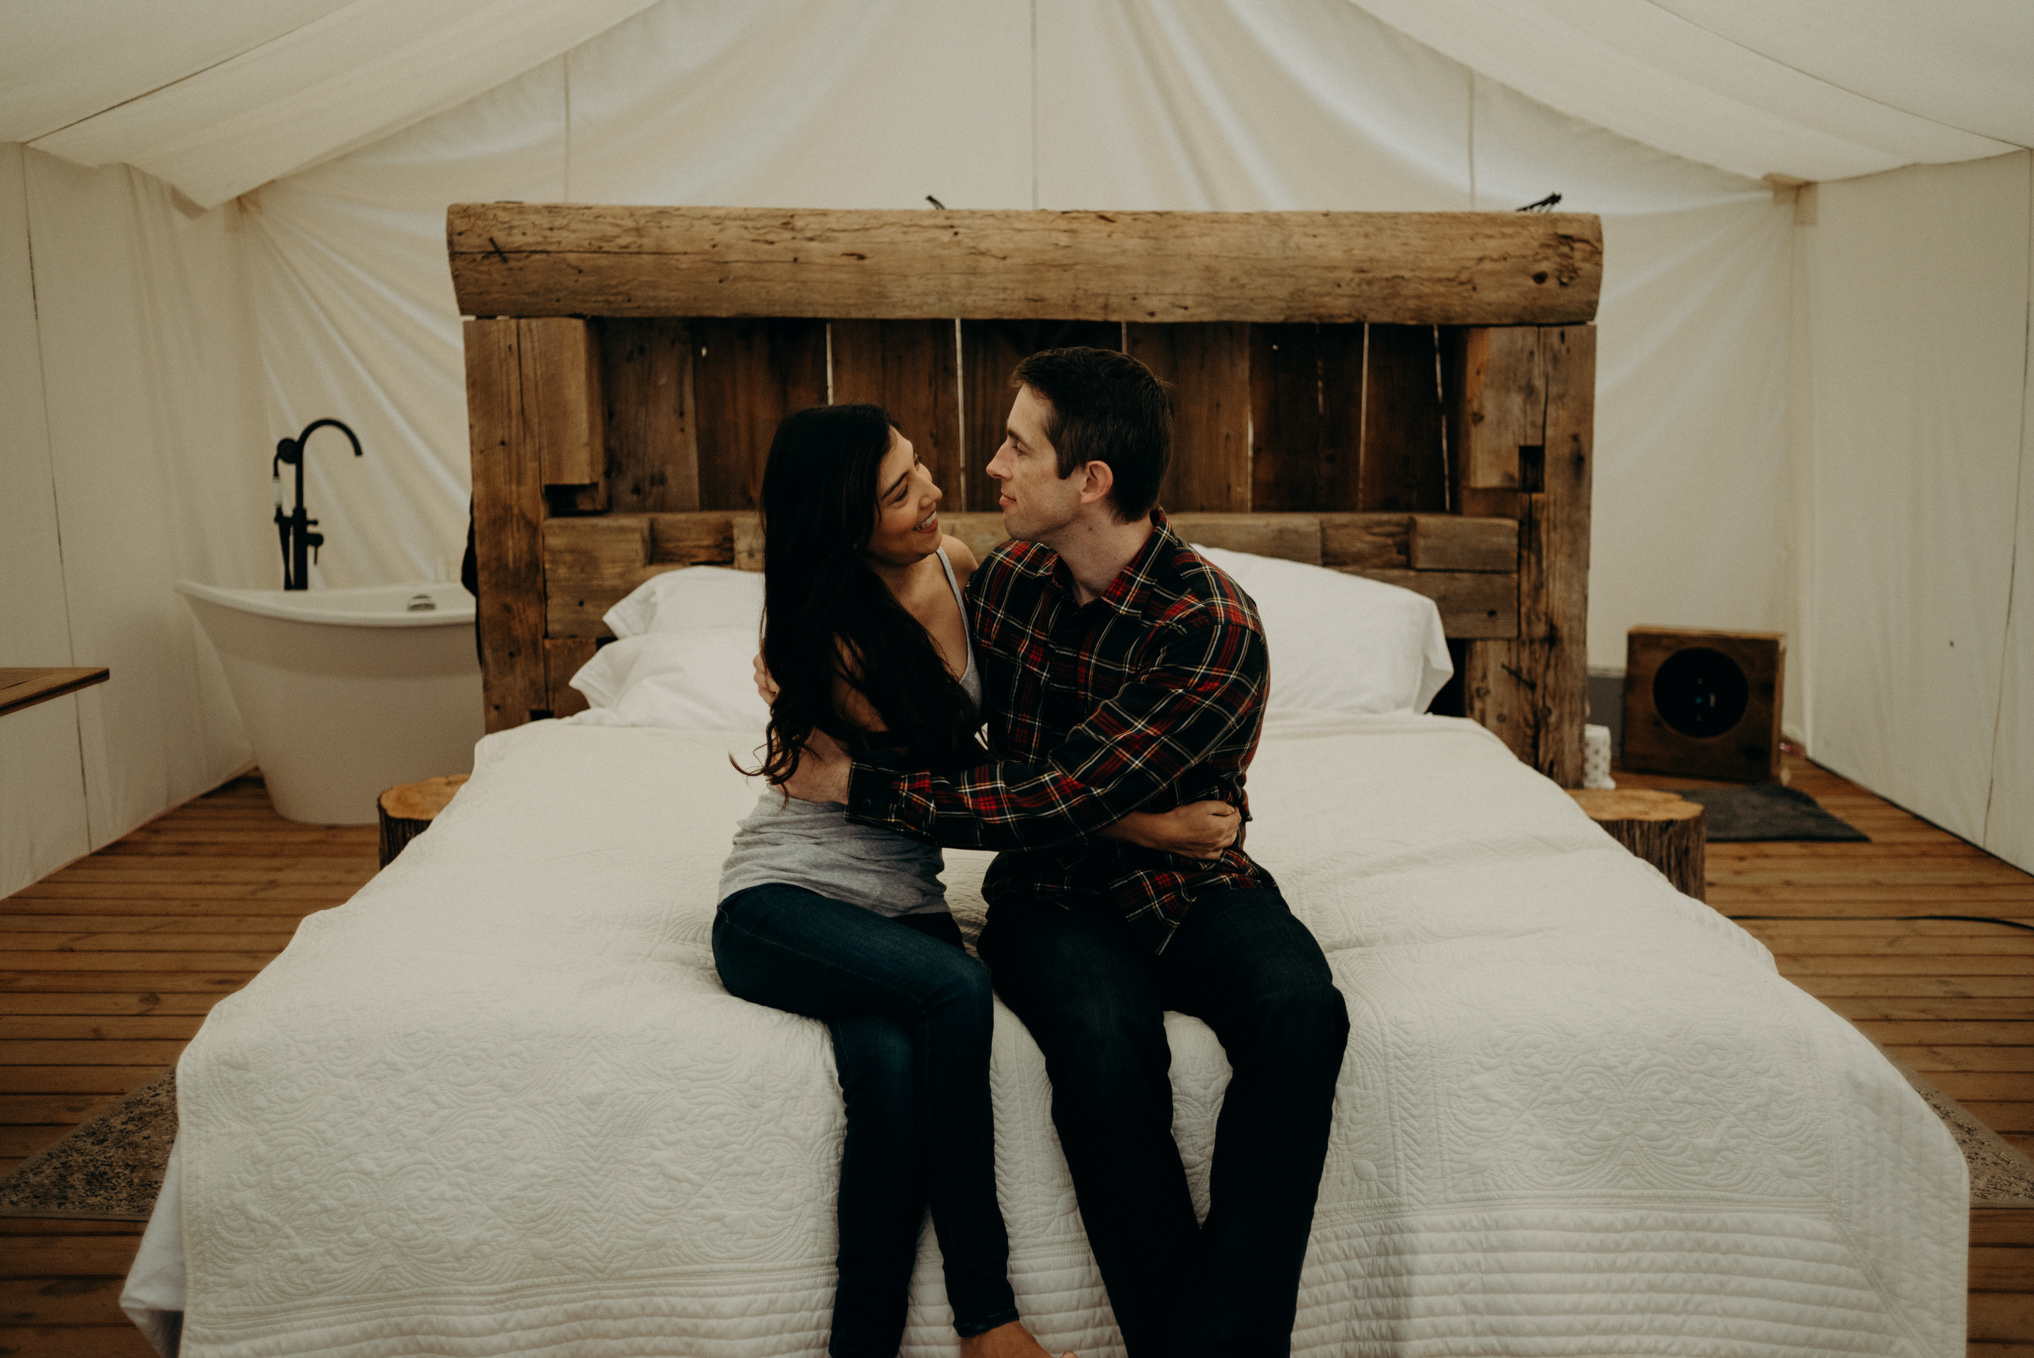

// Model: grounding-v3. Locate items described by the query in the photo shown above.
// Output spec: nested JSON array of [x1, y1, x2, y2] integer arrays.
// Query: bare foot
[[958, 1319, 1074, 1358]]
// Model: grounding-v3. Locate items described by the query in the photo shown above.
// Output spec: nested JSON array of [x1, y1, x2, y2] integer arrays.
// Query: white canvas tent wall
[[3, 0, 2030, 897]]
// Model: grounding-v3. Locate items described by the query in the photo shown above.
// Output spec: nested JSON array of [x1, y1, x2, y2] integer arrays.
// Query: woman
[[712, 404, 1234, 1358]]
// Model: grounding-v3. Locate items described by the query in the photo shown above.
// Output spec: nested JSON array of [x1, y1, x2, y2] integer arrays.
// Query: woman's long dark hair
[[751, 404, 983, 785]]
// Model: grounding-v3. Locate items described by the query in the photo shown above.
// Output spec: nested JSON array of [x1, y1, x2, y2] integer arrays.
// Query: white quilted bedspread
[[172, 712, 1968, 1357]]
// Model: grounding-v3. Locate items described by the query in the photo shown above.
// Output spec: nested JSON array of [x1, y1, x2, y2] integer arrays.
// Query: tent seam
[[19, 149, 94, 847], [18, 12, 351, 145], [1029, 0, 1040, 210], [1982, 150, 2033, 845], [1466, 68, 1477, 209], [1634, 0, 2033, 153]]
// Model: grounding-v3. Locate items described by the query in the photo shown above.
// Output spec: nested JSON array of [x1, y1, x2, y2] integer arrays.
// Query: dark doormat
[[1671, 782, 1869, 842], [0, 1066, 176, 1220]]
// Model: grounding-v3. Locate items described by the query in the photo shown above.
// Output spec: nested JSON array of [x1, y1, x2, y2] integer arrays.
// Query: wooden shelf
[[0, 668, 109, 719]]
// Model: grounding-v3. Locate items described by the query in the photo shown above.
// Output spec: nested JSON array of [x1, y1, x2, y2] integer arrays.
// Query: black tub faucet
[[272, 419, 363, 590]]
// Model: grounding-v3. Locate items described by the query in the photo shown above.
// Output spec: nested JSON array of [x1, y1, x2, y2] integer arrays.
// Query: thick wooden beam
[[539, 511, 1519, 641], [464, 319, 548, 731], [448, 205, 1603, 326], [1451, 325, 1594, 785]]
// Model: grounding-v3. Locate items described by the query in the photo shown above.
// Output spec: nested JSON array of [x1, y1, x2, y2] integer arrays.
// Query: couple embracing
[[711, 347, 1350, 1358]]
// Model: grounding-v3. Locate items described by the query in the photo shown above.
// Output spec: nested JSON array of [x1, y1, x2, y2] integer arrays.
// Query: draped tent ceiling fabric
[[1, 0, 2029, 893], [4, 0, 2029, 204]]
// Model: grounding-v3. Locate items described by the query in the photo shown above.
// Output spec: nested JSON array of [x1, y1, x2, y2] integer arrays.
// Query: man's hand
[[1099, 800, 1240, 860], [778, 727, 853, 804], [752, 651, 780, 705]]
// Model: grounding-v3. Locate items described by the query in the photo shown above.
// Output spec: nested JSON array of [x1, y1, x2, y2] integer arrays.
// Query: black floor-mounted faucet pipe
[[272, 418, 363, 590]]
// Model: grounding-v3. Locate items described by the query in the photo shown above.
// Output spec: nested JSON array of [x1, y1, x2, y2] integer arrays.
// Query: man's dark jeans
[[978, 886, 1349, 1358], [713, 884, 1020, 1358]]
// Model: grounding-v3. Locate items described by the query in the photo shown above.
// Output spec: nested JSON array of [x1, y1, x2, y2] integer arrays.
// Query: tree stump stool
[[1567, 788, 1707, 901], [377, 775, 470, 868]]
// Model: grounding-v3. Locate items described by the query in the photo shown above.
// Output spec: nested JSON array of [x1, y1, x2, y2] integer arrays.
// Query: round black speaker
[[1651, 646, 1749, 739]]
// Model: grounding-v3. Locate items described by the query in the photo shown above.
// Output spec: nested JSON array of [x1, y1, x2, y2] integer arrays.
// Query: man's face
[[986, 384, 1084, 544]]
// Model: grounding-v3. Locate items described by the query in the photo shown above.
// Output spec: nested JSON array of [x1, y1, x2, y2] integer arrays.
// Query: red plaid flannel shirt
[[846, 511, 1272, 953]]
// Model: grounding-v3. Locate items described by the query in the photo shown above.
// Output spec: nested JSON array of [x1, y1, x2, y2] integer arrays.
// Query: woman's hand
[[1100, 801, 1240, 859], [752, 652, 780, 705]]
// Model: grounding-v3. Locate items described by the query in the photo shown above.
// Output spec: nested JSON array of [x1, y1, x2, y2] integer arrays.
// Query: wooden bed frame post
[[1450, 325, 1595, 785], [465, 316, 606, 730]]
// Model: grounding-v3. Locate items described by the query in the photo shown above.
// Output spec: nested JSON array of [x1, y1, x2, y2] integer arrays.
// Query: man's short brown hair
[[1011, 347, 1172, 521]]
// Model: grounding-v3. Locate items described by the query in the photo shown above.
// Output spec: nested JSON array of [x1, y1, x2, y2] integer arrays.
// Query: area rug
[[1672, 782, 1869, 842], [2, 1055, 2026, 1219], [1887, 1054, 2034, 1208], [0, 1066, 176, 1220]]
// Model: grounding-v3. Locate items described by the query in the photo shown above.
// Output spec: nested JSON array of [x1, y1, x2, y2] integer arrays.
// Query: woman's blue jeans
[[713, 884, 1020, 1357]]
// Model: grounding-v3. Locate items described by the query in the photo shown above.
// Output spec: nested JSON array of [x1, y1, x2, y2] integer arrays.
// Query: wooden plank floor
[[0, 775, 375, 1357], [1618, 755, 2034, 1356], [3, 760, 2031, 1353]]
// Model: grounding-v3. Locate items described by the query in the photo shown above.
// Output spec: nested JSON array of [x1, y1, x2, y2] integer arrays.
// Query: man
[[786, 347, 1349, 1357]]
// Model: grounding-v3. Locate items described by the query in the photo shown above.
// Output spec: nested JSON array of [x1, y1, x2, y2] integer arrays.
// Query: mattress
[[133, 711, 1968, 1356]]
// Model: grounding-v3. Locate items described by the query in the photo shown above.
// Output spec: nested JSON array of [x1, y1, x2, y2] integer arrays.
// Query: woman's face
[[862, 427, 944, 567]]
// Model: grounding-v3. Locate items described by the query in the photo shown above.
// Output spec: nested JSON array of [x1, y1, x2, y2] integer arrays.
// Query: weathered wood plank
[[1359, 323, 1447, 512], [1125, 323, 1251, 512], [545, 638, 596, 718], [464, 319, 548, 731], [1446, 325, 1543, 492], [1455, 325, 1592, 783], [595, 317, 698, 512], [1343, 569, 1520, 639], [537, 510, 1526, 639], [541, 516, 653, 636], [692, 318, 826, 512], [448, 205, 1604, 325], [1410, 515, 1517, 572], [1320, 513, 1411, 569], [519, 317, 604, 502], [1168, 514, 1322, 565], [1249, 323, 1363, 513], [829, 319, 964, 507], [961, 320, 1121, 510]]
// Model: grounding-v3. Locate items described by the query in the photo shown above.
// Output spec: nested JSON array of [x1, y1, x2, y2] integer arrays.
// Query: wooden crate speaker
[[1622, 627, 1785, 782]]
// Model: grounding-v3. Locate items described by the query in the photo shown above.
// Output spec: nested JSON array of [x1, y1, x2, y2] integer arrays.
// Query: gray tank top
[[716, 549, 980, 918]]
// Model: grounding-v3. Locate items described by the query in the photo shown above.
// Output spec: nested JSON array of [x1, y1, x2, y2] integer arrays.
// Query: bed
[[124, 206, 1968, 1356]]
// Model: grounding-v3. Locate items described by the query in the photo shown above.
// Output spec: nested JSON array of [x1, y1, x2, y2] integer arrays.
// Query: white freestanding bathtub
[[177, 581, 484, 825]]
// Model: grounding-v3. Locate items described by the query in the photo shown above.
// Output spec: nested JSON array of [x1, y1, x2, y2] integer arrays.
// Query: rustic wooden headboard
[[449, 206, 1599, 785]]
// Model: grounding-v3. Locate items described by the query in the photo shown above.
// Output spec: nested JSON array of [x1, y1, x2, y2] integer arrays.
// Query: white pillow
[[1191, 545, 1453, 715], [568, 629, 769, 730], [603, 566, 765, 638]]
